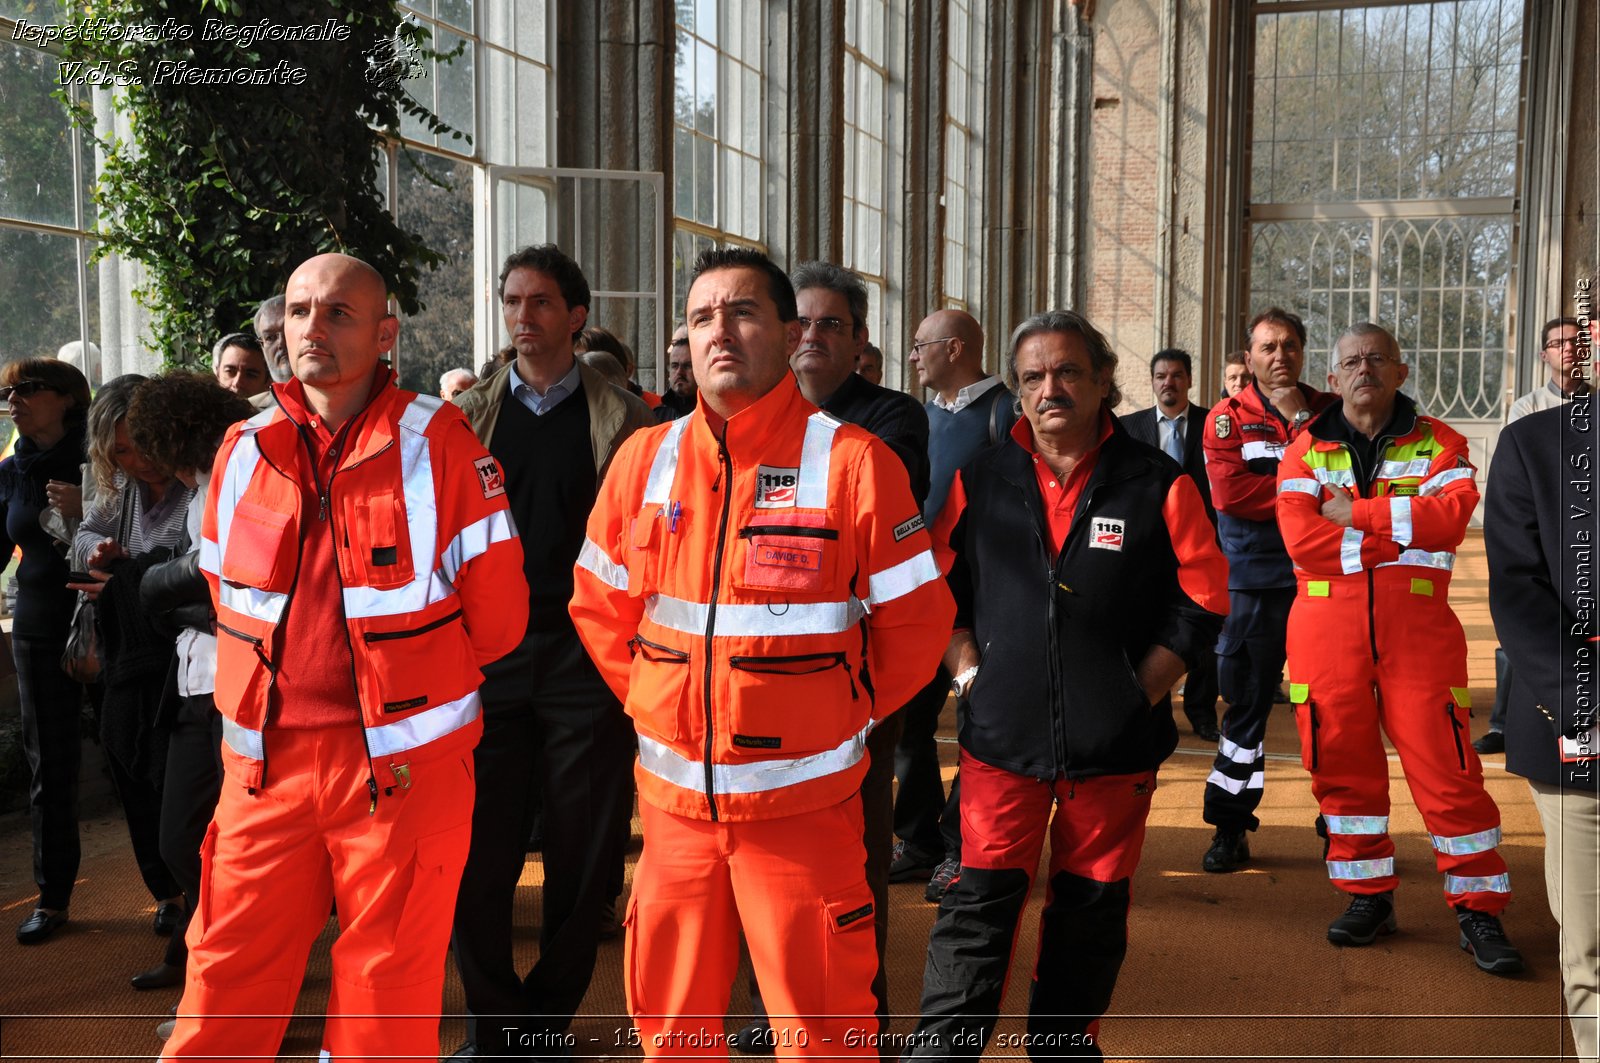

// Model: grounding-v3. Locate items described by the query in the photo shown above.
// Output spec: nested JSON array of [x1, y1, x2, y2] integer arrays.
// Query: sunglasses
[[0, 380, 62, 401]]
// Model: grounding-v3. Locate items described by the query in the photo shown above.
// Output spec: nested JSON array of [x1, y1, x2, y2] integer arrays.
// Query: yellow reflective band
[[1450, 686, 1472, 709], [1410, 578, 1434, 597], [1307, 581, 1330, 598], [1289, 682, 1309, 704]]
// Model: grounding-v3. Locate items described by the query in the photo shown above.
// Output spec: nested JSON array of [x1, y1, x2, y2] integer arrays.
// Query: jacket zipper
[[702, 434, 734, 820], [362, 608, 464, 643], [728, 652, 858, 699], [630, 634, 690, 663], [736, 525, 840, 541]]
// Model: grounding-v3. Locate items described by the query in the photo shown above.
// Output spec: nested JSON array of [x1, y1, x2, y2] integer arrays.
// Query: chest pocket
[[338, 489, 415, 590], [735, 510, 842, 595], [221, 499, 298, 591], [625, 505, 665, 598]]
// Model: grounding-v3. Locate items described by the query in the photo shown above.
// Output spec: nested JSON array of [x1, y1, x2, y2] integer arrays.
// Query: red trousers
[[625, 798, 878, 1058], [1287, 572, 1510, 913], [162, 726, 475, 1062]]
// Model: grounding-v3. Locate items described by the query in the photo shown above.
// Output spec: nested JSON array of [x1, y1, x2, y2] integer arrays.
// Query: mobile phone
[[67, 570, 95, 583]]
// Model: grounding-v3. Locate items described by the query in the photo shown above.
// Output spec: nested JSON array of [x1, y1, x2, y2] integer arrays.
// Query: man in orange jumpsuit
[[1277, 321, 1521, 973], [165, 253, 528, 1061], [570, 247, 953, 1058]]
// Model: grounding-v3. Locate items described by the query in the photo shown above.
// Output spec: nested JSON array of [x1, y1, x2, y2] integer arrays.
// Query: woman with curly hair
[[1, 358, 92, 945], [124, 374, 253, 995]]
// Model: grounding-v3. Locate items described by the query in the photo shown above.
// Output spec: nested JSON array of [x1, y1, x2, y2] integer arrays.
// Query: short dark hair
[[1542, 316, 1581, 348], [1005, 310, 1122, 408], [498, 244, 591, 312], [1150, 348, 1192, 375], [0, 357, 91, 426], [1224, 349, 1248, 367], [211, 331, 264, 369], [578, 326, 635, 374], [790, 261, 869, 330], [1246, 307, 1307, 349], [688, 247, 798, 322]]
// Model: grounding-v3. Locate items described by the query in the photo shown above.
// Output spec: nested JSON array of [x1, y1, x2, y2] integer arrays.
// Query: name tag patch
[[1090, 517, 1126, 551], [893, 514, 925, 541], [754, 543, 821, 571], [755, 465, 799, 508], [474, 455, 506, 499]]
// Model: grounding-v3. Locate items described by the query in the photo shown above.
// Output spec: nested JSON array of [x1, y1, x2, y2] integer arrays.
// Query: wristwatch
[[1290, 408, 1312, 430], [951, 665, 979, 699]]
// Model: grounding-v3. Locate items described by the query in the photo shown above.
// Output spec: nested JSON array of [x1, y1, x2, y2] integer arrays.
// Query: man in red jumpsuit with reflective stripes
[[1277, 321, 1521, 973]]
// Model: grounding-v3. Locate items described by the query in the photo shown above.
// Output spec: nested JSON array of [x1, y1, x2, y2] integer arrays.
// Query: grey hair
[[1333, 322, 1400, 364], [439, 367, 478, 391], [790, 260, 870, 331], [1004, 310, 1122, 408]]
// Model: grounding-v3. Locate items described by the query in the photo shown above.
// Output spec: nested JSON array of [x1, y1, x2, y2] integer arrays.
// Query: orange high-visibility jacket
[[570, 376, 955, 822], [201, 381, 528, 794]]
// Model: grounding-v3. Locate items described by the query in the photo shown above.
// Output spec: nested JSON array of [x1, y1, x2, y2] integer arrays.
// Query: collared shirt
[[509, 357, 582, 416], [1157, 404, 1190, 459], [1012, 407, 1114, 554], [931, 373, 1003, 414]]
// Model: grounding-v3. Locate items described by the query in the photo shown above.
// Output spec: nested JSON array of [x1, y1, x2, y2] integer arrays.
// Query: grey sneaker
[[924, 858, 960, 903]]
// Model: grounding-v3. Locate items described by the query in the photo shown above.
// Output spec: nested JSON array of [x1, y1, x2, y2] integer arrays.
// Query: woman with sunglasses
[[1, 359, 93, 944]]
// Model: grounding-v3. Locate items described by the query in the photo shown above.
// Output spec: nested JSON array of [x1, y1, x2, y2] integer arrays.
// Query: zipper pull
[[367, 776, 379, 816], [319, 493, 329, 522]]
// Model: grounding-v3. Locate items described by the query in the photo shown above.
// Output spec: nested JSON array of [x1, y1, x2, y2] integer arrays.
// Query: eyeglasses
[[1335, 354, 1395, 373], [0, 380, 61, 401], [1544, 336, 1580, 350], [910, 337, 954, 353], [798, 316, 852, 336]]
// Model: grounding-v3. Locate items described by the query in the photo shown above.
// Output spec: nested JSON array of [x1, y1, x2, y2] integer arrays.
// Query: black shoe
[[1456, 907, 1524, 974], [728, 1021, 774, 1055], [156, 1018, 177, 1042], [1202, 830, 1249, 873], [16, 908, 67, 944], [1327, 891, 1397, 946], [889, 840, 940, 883], [131, 961, 184, 990], [924, 858, 961, 903], [443, 1042, 479, 1061], [1472, 731, 1505, 755], [1185, 712, 1221, 742], [153, 901, 184, 937]]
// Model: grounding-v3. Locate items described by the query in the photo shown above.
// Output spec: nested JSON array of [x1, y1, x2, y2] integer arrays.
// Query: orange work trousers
[[626, 797, 878, 1059], [1287, 571, 1510, 914], [162, 726, 475, 1063]]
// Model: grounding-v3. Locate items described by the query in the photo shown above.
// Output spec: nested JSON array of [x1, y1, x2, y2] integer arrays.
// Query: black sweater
[[0, 424, 86, 642]]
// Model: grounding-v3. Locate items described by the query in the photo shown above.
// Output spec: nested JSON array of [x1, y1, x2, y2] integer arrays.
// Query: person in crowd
[[654, 324, 697, 421], [119, 374, 254, 999], [70, 375, 192, 979], [725, 260, 932, 1055], [893, 308, 1016, 902], [1277, 322, 1520, 972], [1476, 315, 1589, 756], [1486, 394, 1598, 1055], [907, 310, 1227, 1060], [579, 325, 663, 411], [1223, 349, 1250, 398], [1200, 308, 1335, 873], [163, 253, 526, 1060], [211, 333, 272, 400], [1124, 347, 1221, 741], [440, 367, 479, 401], [856, 341, 885, 386], [449, 245, 651, 1059], [56, 341, 102, 389], [252, 294, 288, 384], [579, 349, 632, 390], [2, 359, 92, 945], [571, 246, 952, 1058]]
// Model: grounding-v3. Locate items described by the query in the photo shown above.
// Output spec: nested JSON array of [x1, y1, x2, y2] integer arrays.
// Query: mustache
[[1036, 397, 1075, 413]]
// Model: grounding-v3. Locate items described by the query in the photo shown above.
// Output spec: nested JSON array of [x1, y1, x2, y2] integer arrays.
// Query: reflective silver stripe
[[218, 583, 290, 625], [636, 722, 871, 796], [342, 573, 456, 619], [364, 689, 480, 758], [643, 417, 690, 505], [221, 715, 265, 761], [1377, 458, 1431, 479], [795, 413, 840, 509], [1419, 466, 1474, 496], [1217, 736, 1262, 765], [645, 593, 867, 637], [1327, 858, 1395, 880], [1430, 826, 1501, 855], [1446, 873, 1511, 894], [440, 510, 517, 585], [577, 536, 629, 592], [1241, 440, 1286, 462], [1205, 769, 1264, 794], [1340, 527, 1365, 575], [1312, 466, 1356, 489], [1390, 496, 1414, 546], [867, 550, 940, 607], [199, 536, 222, 577], [212, 432, 266, 577], [1378, 549, 1455, 571], [1278, 478, 1321, 496], [1325, 815, 1389, 835]]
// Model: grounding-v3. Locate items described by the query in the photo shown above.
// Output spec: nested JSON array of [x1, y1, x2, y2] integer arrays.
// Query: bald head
[[910, 308, 987, 400], [284, 253, 397, 423]]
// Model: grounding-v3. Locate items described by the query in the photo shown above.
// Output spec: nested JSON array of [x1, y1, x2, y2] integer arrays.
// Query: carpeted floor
[[0, 531, 1580, 1061]]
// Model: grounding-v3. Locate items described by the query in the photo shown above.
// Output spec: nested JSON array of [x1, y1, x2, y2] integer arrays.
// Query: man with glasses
[[1277, 322, 1519, 971], [655, 324, 697, 421]]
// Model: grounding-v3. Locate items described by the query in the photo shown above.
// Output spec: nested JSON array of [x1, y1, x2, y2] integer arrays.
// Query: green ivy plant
[[55, 0, 467, 368]]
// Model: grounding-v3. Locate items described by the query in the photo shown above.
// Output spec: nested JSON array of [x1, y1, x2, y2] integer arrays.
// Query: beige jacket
[[454, 357, 655, 480]]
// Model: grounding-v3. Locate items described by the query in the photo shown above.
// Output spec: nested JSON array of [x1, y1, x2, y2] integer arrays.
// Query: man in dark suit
[[1125, 348, 1220, 739]]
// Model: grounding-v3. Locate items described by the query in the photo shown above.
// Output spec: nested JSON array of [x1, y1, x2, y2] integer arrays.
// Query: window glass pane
[[0, 42, 77, 228], [393, 150, 474, 394], [0, 227, 83, 363]]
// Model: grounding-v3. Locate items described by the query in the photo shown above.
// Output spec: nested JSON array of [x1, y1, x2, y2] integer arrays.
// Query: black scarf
[[0, 421, 86, 509]]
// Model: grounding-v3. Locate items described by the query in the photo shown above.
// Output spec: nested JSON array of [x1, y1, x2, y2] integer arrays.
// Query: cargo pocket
[[627, 635, 692, 744], [733, 511, 842, 595], [819, 884, 878, 1021], [726, 652, 859, 756], [389, 823, 473, 979], [625, 509, 664, 598], [1445, 687, 1473, 772], [1291, 687, 1319, 772], [360, 609, 472, 717], [189, 821, 221, 946]]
